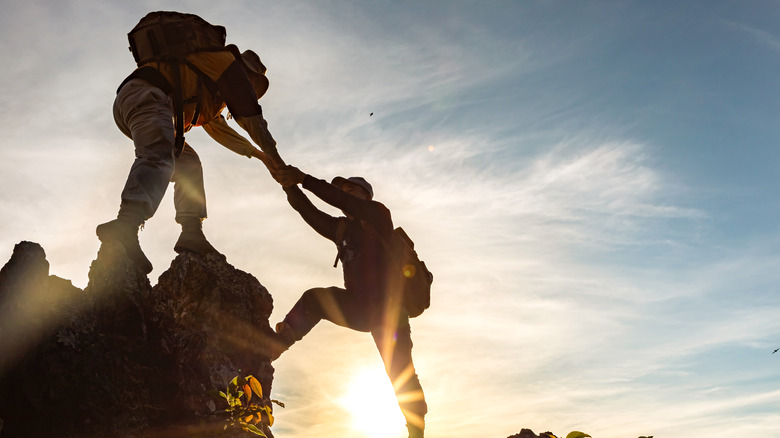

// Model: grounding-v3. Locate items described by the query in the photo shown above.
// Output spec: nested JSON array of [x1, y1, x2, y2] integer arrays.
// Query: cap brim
[[331, 176, 349, 188], [249, 73, 269, 99]]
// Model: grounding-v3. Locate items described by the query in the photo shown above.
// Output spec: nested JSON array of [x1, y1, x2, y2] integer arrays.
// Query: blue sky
[[2, 1, 780, 437]]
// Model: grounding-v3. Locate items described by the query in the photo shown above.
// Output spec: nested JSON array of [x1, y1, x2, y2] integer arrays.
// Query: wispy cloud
[[3, 3, 780, 438], [724, 19, 780, 53]]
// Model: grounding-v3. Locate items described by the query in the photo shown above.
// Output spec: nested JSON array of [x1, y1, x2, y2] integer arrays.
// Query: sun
[[338, 366, 407, 438]]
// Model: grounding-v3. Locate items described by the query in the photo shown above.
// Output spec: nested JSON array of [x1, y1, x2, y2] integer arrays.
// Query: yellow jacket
[[142, 50, 259, 158]]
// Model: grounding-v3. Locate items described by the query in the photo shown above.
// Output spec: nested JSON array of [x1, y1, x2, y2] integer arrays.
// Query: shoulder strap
[[332, 218, 349, 268], [117, 66, 173, 95], [170, 60, 185, 156]]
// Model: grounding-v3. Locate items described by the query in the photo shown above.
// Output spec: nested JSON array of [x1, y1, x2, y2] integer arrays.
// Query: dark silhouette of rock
[[507, 429, 557, 438], [0, 241, 277, 437]]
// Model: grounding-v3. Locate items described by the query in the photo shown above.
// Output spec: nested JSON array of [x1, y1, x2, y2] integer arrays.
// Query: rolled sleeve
[[202, 115, 257, 158]]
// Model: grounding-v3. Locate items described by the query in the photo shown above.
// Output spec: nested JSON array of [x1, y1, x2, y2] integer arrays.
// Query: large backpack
[[122, 11, 228, 156], [390, 227, 433, 318], [128, 11, 226, 66], [336, 220, 433, 317]]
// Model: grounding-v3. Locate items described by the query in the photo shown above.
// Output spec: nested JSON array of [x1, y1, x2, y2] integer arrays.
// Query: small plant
[[207, 375, 283, 437]]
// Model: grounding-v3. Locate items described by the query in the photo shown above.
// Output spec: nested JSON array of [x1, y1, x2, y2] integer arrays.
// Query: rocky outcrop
[[0, 241, 277, 437], [507, 430, 557, 438]]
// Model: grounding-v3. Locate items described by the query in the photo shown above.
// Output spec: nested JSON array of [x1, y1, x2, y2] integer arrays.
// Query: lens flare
[[338, 366, 406, 438]]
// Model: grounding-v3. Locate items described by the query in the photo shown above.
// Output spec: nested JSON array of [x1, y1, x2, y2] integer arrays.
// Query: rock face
[[507, 430, 584, 438], [0, 241, 277, 437], [507, 429, 557, 438]]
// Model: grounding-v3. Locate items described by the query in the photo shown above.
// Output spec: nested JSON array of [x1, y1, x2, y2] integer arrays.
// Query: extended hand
[[271, 165, 306, 188], [251, 148, 271, 167]]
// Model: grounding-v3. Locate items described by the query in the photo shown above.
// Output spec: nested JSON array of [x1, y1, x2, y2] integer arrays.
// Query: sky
[[2, 1, 780, 437]]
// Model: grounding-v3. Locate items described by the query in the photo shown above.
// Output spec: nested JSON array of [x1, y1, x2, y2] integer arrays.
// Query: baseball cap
[[331, 176, 373, 199]]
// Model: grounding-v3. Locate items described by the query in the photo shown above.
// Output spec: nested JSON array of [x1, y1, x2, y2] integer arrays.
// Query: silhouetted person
[[97, 11, 283, 273], [270, 165, 427, 438]]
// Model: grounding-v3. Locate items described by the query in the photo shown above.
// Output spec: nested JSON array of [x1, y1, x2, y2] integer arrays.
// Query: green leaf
[[566, 432, 591, 438], [228, 378, 239, 396], [206, 390, 223, 402], [243, 423, 267, 436], [249, 376, 264, 399]]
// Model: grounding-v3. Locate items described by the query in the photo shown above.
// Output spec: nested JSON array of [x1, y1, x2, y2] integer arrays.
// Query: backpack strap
[[332, 218, 348, 268], [170, 60, 186, 157], [117, 66, 173, 95], [187, 74, 203, 127]]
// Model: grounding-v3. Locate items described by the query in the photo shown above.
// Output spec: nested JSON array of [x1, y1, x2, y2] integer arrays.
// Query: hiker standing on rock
[[97, 11, 284, 274], [269, 165, 428, 438]]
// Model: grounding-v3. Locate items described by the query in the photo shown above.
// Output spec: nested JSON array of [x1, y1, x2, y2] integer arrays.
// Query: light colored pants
[[113, 79, 206, 222]]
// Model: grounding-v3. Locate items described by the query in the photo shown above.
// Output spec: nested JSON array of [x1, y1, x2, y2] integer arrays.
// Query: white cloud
[[3, 3, 780, 438], [724, 19, 780, 53]]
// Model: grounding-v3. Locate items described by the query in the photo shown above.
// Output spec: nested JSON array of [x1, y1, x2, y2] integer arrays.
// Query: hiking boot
[[269, 321, 296, 361], [96, 219, 153, 274], [407, 423, 424, 438], [173, 228, 220, 256]]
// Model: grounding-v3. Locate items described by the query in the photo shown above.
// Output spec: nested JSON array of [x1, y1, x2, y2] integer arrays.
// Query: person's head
[[241, 50, 269, 99], [332, 176, 373, 201]]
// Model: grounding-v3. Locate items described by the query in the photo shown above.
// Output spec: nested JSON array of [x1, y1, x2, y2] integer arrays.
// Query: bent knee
[[301, 286, 339, 304]]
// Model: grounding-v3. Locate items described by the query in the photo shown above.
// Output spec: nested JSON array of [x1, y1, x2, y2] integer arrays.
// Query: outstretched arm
[[302, 175, 393, 236], [271, 165, 340, 241], [215, 61, 286, 169], [202, 115, 273, 168], [271, 166, 392, 237], [283, 186, 341, 241]]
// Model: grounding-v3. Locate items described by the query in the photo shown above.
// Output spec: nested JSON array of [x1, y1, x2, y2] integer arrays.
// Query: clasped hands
[[251, 148, 304, 188], [270, 164, 305, 188]]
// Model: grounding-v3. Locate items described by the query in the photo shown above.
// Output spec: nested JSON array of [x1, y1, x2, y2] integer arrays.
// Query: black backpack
[[336, 220, 433, 317], [389, 227, 433, 317]]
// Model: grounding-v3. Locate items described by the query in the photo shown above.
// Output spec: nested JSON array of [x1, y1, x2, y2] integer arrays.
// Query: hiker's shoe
[[96, 219, 153, 274], [174, 229, 220, 256], [407, 423, 424, 438], [269, 321, 296, 361], [276, 321, 296, 344]]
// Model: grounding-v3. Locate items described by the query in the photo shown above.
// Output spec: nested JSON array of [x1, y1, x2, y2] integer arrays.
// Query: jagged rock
[[508, 429, 557, 438], [151, 251, 276, 417], [0, 241, 85, 372], [0, 241, 276, 437]]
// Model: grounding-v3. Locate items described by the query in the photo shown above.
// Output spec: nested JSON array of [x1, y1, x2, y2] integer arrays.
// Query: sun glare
[[338, 366, 407, 438]]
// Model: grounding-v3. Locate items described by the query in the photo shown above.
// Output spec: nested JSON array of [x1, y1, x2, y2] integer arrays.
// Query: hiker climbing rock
[[269, 165, 430, 438], [97, 11, 284, 273]]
